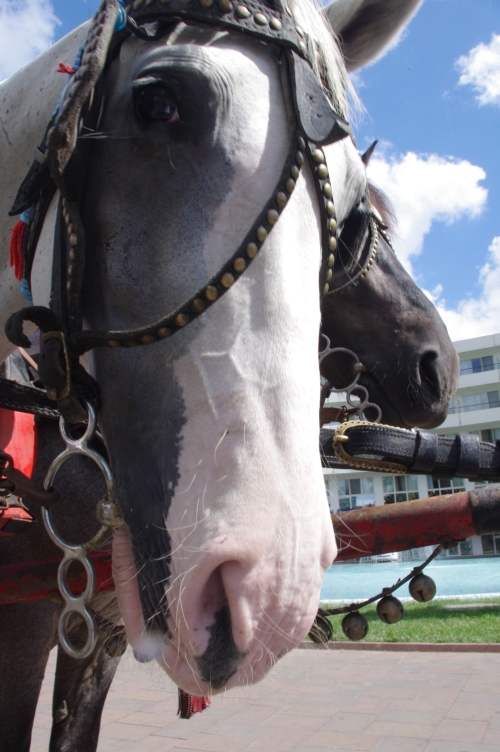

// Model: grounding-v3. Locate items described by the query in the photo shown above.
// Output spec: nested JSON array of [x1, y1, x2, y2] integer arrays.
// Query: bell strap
[[320, 420, 500, 482]]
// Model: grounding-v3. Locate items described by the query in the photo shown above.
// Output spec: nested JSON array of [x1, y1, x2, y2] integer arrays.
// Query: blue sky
[[0, 0, 499, 340]]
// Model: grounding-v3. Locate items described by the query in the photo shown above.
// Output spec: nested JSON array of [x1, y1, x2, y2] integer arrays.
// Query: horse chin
[[111, 528, 301, 695]]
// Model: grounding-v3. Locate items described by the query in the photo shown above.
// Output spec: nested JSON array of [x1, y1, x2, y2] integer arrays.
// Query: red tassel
[[9, 220, 26, 281], [57, 62, 76, 74], [177, 689, 211, 719]]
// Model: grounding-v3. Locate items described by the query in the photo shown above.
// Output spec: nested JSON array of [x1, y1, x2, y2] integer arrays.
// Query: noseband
[[4, 0, 382, 421]]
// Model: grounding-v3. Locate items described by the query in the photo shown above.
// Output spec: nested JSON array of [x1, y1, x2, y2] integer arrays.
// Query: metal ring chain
[[42, 402, 114, 659], [319, 335, 382, 423]]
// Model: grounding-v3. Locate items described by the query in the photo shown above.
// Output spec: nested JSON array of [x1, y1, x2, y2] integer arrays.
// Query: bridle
[[4, 0, 383, 421], [2, 0, 386, 658]]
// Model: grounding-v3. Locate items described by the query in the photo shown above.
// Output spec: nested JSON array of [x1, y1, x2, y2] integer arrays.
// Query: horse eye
[[136, 86, 179, 122]]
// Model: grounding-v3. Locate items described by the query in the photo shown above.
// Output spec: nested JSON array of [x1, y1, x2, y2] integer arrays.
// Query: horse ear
[[323, 0, 424, 71]]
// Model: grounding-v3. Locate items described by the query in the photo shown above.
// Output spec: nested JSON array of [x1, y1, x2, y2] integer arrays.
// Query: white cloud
[[0, 0, 59, 82], [427, 237, 500, 341], [367, 150, 487, 274], [456, 33, 500, 107]]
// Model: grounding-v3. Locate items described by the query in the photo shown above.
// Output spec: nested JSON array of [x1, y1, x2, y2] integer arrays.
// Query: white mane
[[290, 0, 358, 118]]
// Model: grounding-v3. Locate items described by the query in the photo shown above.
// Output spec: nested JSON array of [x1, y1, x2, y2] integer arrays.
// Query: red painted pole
[[0, 486, 499, 603], [333, 484, 500, 561], [0, 551, 113, 604]]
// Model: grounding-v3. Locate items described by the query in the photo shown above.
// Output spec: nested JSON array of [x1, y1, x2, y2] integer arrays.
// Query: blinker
[[287, 51, 351, 146]]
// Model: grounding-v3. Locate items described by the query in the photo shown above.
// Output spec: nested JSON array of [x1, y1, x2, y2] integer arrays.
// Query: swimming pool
[[320, 557, 500, 602]]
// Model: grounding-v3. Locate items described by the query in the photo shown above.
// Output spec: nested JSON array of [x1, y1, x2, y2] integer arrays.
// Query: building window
[[481, 533, 500, 555], [460, 355, 495, 375], [383, 475, 419, 504], [337, 477, 375, 511], [480, 428, 500, 443], [449, 391, 500, 414], [427, 477, 466, 496], [440, 539, 473, 557]]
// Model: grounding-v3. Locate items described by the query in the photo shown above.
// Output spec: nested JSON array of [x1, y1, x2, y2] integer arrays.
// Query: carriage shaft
[[333, 484, 500, 561]]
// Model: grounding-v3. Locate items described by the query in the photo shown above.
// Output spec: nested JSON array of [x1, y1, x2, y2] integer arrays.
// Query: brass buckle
[[333, 420, 407, 475], [41, 331, 72, 401]]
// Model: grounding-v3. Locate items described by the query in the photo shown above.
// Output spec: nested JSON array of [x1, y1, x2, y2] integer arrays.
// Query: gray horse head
[[0, 0, 458, 695]]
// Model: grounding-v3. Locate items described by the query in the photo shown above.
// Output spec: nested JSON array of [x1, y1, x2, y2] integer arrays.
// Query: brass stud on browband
[[257, 226, 267, 242], [246, 242, 258, 258], [234, 257, 246, 272], [285, 178, 295, 193], [191, 298, 206, 313], [175, 313, 190, 327], [254, 12, 267, 24], [199, 0, 214, 6], [141, 334, 156, 344], [276, 192, 287, 208], [217, 0, 232, 12], [290, 165, 300, 180], [317, 164, 328, 179], [205, 285, 218, 301], [269, 17, 281, 30], [322, 183, 332, 198], [221, 272, 235, 288], [267, 209, 279, 225], [326, 201, 335, 217], [329, 237, 337, 251], [312, 149, 325, 164], [329, 218, 337, 233], [157, 327, 171, 337], [296, 151, 304, 165], [235, 5, 250, 18]]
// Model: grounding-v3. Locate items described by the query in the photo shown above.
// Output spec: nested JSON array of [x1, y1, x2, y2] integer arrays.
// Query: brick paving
[[31, 647, 500, 751]]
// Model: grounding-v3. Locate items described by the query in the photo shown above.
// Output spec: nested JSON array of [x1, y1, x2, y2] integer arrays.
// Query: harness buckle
[[41, 330, 72, 401]]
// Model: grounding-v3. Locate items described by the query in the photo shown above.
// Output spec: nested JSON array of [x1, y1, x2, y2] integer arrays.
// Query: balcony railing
[[460, 363, 496, 375], [448, 400, 500, 415]]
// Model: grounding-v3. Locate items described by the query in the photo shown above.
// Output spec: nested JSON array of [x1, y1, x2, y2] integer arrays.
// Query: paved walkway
[[32, 646, 500, 752]]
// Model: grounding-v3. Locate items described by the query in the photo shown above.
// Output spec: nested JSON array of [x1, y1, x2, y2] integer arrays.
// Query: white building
[[324, 332, 500, 558]]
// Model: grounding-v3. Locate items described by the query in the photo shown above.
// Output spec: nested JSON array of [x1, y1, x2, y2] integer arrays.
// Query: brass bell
[[409, 573, 436, 602], [377, 595, 404, 624], [342, 611, 368, 641], [309, 613, 333, 644]]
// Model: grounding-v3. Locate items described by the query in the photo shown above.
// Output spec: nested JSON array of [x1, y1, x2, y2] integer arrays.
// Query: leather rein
[[3, 0, 380, 423]]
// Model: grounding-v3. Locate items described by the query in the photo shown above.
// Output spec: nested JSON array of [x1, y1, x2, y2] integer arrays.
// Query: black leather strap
[[410, 431, 438, 473], [0, 377, 59, 418], [320, 423, 500, 482], [456, 433, 481, 479]]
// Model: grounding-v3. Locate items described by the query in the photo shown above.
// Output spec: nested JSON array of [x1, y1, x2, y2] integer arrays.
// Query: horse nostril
[[419, 351, 441, 398]]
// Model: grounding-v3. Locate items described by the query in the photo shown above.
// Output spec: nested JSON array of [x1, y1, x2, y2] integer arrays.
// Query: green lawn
[[319, 599, 500, 643]]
